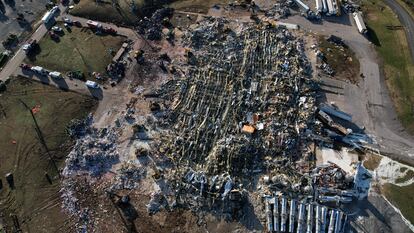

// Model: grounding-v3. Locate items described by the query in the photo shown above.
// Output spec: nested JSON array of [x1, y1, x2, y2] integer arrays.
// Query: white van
[[49, 71, 62, 78], [86, 80, 99, 88]]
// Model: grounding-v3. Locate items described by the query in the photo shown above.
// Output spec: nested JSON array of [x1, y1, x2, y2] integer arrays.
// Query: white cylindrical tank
[[322, 0, 328, 13], [281, 197, 288, 232], [328, 210, 336, 233], [274, 197, 280, 232], [289, 199, 297, 232], [297, 202, 306, 233], [306, 204, 313, 233]]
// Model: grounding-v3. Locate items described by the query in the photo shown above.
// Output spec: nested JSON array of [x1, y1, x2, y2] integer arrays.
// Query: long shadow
[[0, 13, 7, 22], [51, 77, 69, 90], [87, 87, 103, 100], [18, 19, 33, 31], [35, 74, 51, 84], [320, 88, 344, 95], [353, 198, 392, 230], [0, 1, 6, 15], [366, 26, 381, 46], [4, 0, 15, 10], [26, 44, 42, 62], [22, 71, 51, 84], [323, 12, 352, 26], [319, 81, 344, 90], [238, 195, 263, 231]]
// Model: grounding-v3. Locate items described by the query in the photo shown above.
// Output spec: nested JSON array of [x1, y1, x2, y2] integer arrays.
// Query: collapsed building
[[149, 17, 372, 231], [59, 14, 373, 232]]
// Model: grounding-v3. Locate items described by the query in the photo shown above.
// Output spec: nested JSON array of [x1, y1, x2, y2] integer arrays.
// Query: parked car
[[52, 26, 63, 32], [63, 17, 72, 24], [22, 39, 37, 54], [19, 63, 32, 70]]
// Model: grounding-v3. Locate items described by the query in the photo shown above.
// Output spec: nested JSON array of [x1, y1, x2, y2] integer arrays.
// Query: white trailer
[[353, 12, 367, 33], [41, 11, 54, 24], [326, 0, 337, 15], [294, 0, 310, 12], [322, 0, 328, 13], [316, 0, 323, 13]]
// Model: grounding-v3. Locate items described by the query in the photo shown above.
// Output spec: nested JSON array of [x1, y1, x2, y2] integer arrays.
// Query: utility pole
[[19, 99, 60, 178]]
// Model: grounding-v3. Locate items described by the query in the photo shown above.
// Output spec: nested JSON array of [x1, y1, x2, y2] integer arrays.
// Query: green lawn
[[382, 183, 414, 224], [26, 24, 124, 80], [0, 77, 96, 232], [168, 0, 231, 13], [362, 0, 414, 132]]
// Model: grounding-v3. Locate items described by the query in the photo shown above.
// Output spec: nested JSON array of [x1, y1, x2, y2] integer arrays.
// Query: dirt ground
[[317, 36, 360, 83], [0, 77, 96, 232]]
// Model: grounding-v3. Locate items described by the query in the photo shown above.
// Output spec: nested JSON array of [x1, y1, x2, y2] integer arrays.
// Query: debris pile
[[63, 118, 120, 177], [108, 161, 146, 191], [264, 2, 292, 19], [312, 164, 353, 190], [136, 8, 174, 40]]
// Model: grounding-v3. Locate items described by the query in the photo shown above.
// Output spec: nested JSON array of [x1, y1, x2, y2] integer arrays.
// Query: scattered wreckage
[[58, 12, 375, 233]]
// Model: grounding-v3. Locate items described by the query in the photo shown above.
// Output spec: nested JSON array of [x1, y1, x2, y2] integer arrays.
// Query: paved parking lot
[[0, 0, 50, 51]]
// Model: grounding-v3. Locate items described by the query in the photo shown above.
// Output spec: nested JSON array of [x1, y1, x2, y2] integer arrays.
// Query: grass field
[[26, 23, 124, 80], [0, 77, 96, 232], [168, 0, 231, 13], [363, 153, 382, 170], [69, 0, 230, 25], [70, 0, 166, 25], [362, 0, 414, 133], [382, 183, 414, 224], [318, 36, 360, 83]]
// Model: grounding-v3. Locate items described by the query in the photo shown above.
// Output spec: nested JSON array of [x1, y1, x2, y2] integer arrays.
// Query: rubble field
[[156, 17, 318, 215], [56, 8, 377, 231]]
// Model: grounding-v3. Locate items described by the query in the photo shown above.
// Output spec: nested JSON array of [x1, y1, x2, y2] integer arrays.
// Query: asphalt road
[[0, 4, 66, 81], [384, 0, 414, 62], [0, 0, 50, 49]]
